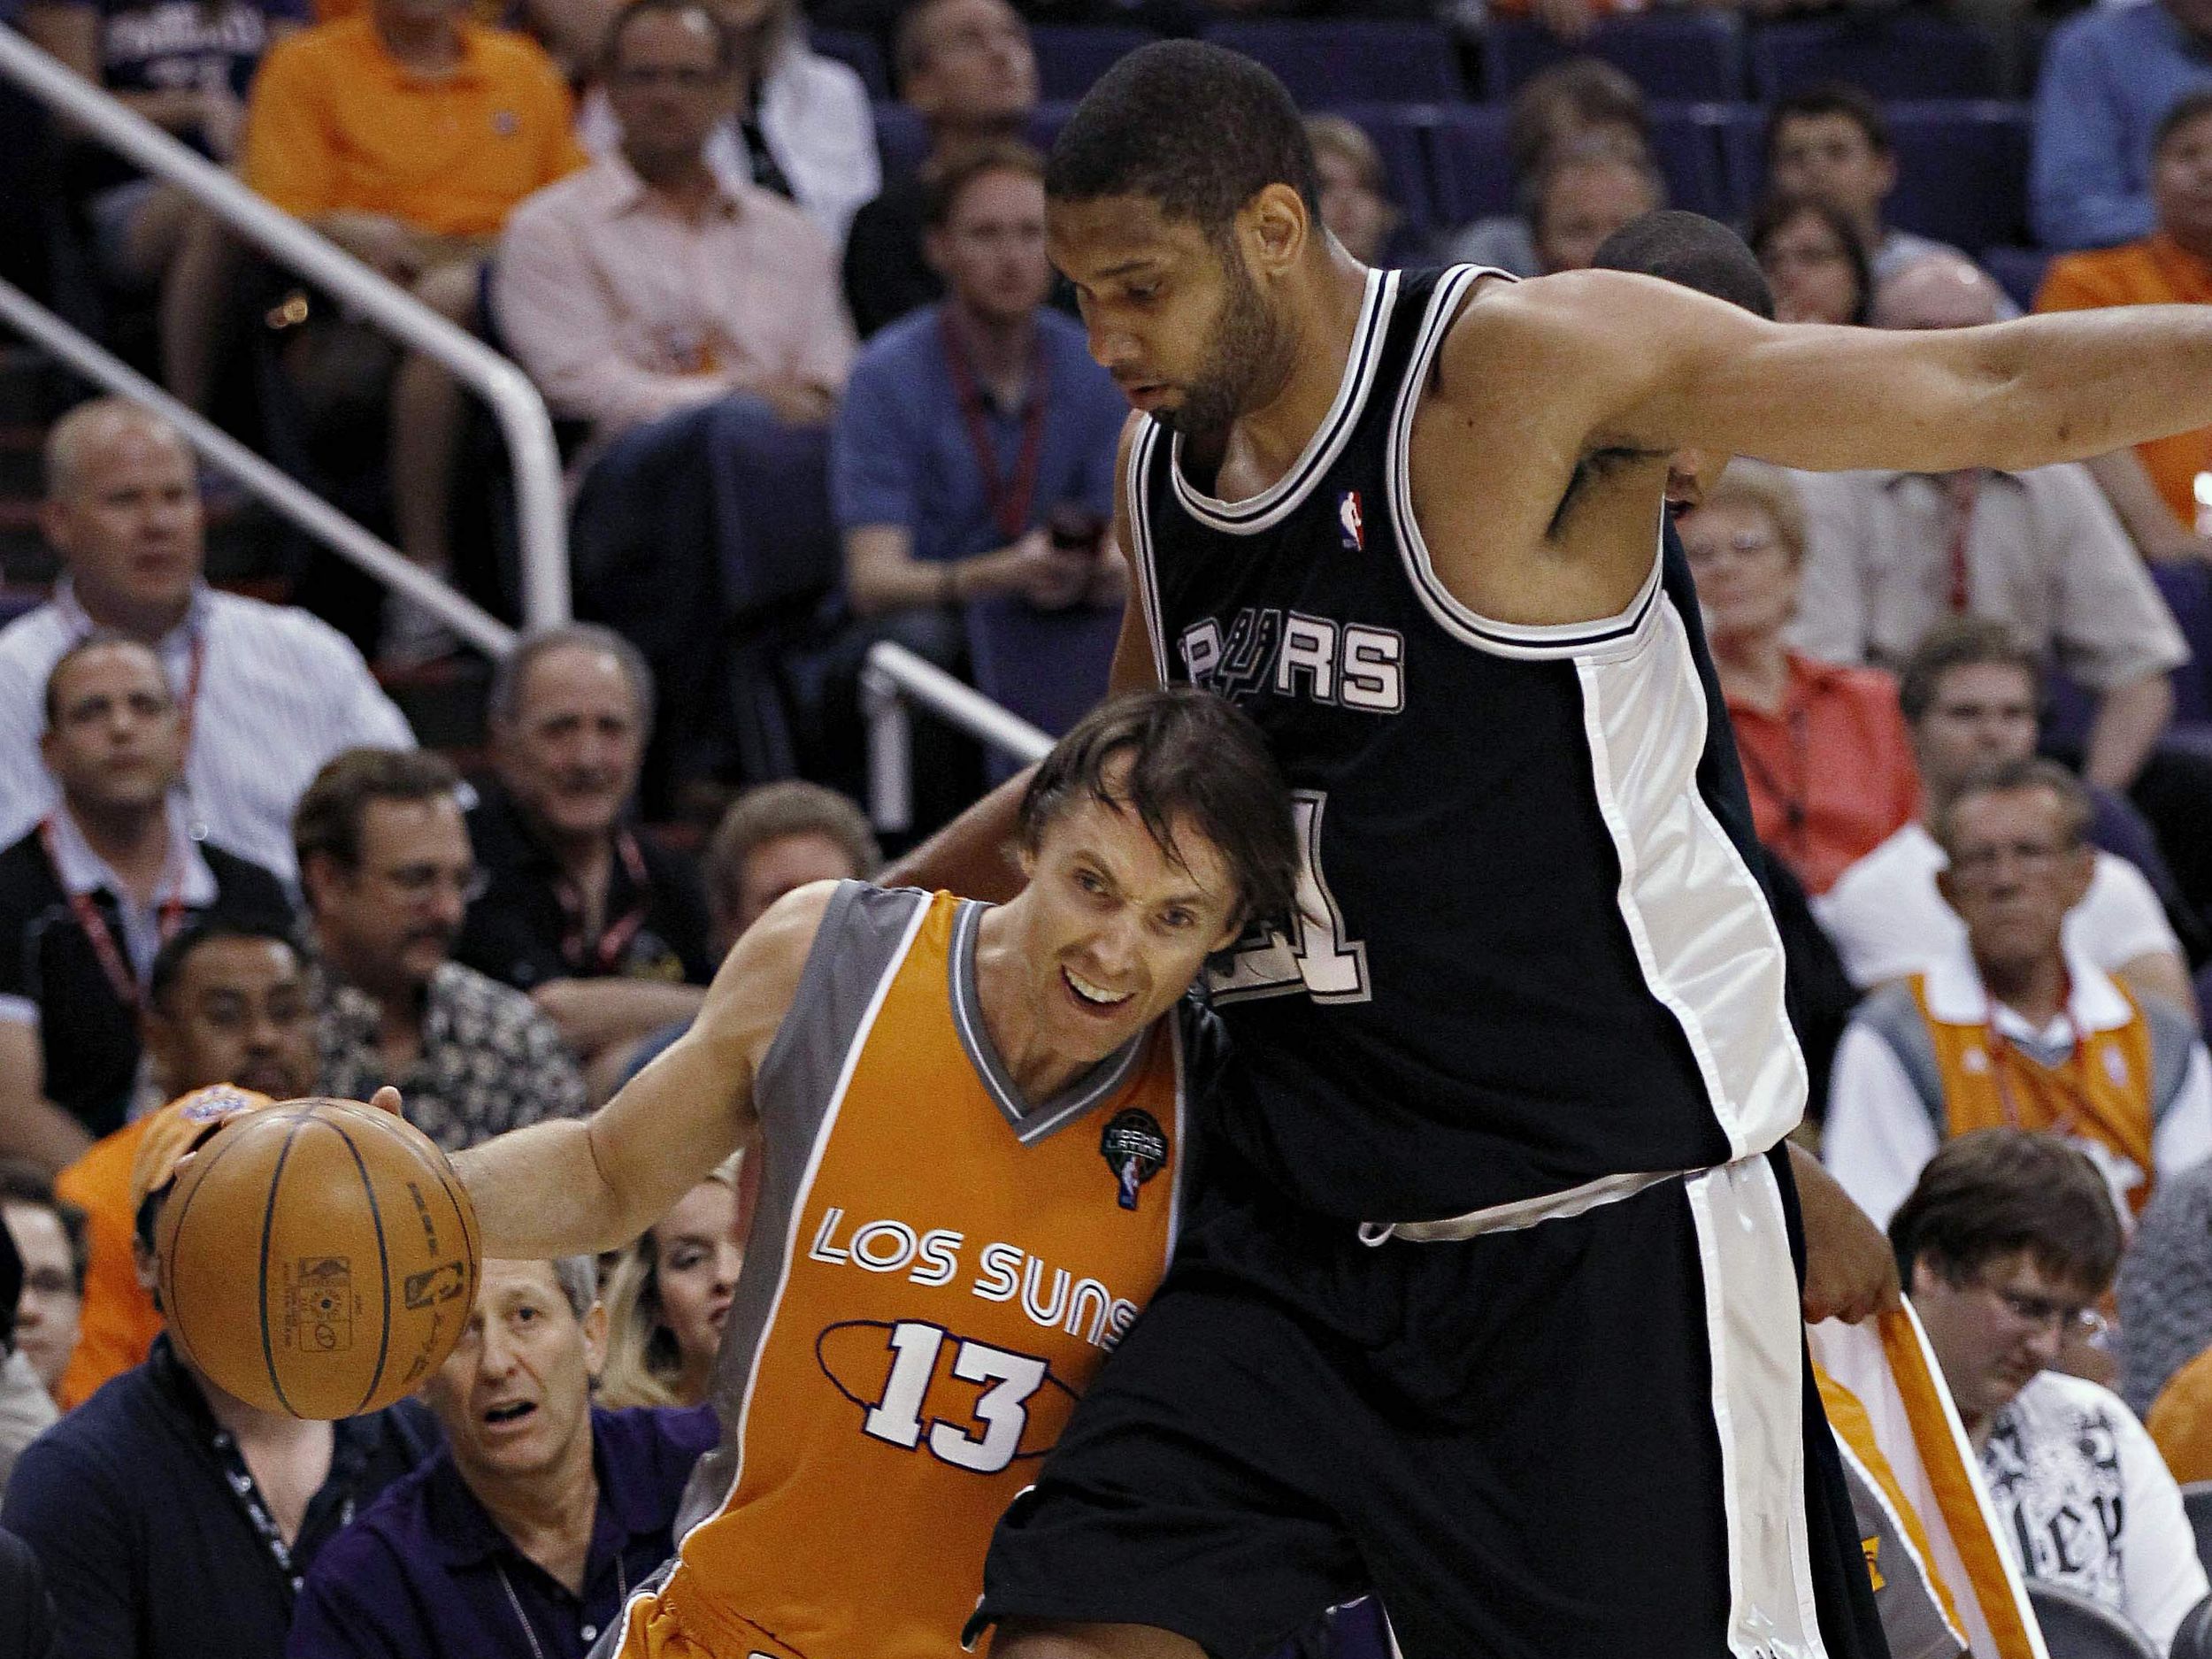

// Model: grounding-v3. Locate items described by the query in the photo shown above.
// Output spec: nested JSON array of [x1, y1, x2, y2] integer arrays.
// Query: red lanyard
[[1942, 471, 1982, 614], [940, 310, 1048, 544], [38, 817, 188, 1007], [555, 830, 652, 975]]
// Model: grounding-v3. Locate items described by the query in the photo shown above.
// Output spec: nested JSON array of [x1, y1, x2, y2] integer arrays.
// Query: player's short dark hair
[[42, 630, 170, 729], [599, 0, 735, 74], [923, 138, 1046, 230], [1019, 686, 1299, 930], [1931, 756, 2093, 858], [147, 917, 303, 1016], [1045, 40, 1318, 241], [2155, 88, 2212, 157], [293, 747, 461, 877], [1592, 211, 1773, 319], [1747, 191, 1873, 325], [1507, 58, 1648, 180], [0, 1159, 89, 1295], [1764, 81, 1892, 164], [1896, 617, 2041, 726], [1890, 1128, 2124, 1295]]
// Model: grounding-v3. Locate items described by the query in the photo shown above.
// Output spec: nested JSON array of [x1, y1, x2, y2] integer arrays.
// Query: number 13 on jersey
[[1209, 790, 1370, 1005]]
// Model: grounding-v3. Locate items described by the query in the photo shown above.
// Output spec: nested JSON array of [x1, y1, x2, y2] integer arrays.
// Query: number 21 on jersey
[[1209, 790, 1370, 1005]]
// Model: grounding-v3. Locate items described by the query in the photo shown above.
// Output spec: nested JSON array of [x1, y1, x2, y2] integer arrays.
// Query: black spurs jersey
[[1128, 265, 1807, 1222]]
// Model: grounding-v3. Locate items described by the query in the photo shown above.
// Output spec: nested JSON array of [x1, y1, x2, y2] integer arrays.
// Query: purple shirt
[[285, 1405, 716, 1659]]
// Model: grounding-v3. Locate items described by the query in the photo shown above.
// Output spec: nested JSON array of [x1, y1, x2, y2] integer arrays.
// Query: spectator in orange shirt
[[1681, 462, 1919, 895], [242, 0, 586, 664], [2038, 89, 2212, 560], [52, 919, 317, 1408]]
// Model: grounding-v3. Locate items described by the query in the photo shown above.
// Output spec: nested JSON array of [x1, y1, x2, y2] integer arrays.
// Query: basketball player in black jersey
[[872, 40, 2212, 1659]]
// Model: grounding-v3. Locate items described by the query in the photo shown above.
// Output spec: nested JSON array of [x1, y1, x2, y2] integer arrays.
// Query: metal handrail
[[0, 26, 570, 638], [860, 641, 1051, 833]]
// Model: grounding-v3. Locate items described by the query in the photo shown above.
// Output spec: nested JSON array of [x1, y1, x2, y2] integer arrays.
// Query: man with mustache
[[457, 626, 714, 1079], [296, 747, 586, 1152]]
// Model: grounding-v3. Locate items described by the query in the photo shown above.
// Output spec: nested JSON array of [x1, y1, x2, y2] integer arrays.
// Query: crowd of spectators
[[8, 0, 2212, 1650]]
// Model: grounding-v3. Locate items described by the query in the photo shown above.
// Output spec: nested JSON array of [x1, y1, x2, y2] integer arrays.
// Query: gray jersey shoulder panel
[[1851, 983, 1948, 1136], [675, 879, 931, 1538], [2141, 995, 2195, 1126]]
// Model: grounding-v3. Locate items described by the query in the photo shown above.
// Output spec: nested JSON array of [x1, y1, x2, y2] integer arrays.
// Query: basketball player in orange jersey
[[430, 687, 1298, 1657]]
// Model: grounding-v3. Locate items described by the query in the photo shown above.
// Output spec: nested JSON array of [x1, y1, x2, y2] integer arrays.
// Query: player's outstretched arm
[[1491, 271, 2212, 479], [449, 881, 832, 1258], [885, 413, 1159, 900]]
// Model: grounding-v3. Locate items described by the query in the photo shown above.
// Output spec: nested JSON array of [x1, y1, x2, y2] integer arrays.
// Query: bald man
[[0, 399, 413, 879], [1872, 250, 2012, 333]]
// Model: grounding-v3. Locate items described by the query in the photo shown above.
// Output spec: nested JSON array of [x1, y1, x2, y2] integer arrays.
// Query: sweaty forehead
[[1047, 196, 1214, 277]]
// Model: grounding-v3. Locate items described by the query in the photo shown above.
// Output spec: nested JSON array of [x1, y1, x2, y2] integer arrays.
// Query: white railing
[[860, 641, 1051, 833], [0, 27, 570, 642]]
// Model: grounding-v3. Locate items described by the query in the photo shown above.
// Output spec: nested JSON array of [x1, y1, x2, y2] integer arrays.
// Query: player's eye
[[1075, 869, 1107, 895], [1158, 908, 1194, 932]]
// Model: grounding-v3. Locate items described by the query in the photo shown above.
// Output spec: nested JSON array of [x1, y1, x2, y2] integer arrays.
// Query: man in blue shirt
[[287, 1255, 715, 1659], [831, 138, 1128, 817], [0, 1087, 432, 1659], [2032, 0, 2212, 250]]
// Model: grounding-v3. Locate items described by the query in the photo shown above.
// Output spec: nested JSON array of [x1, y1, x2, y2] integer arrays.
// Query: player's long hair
[[597, 1153, 747, 1410]]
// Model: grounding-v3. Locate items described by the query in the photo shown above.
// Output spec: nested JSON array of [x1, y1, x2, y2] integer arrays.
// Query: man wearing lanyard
[[0, 1087, 434, 1659], [831, 139, 1126, 827], [0, 637, 291, 1173], [0, 399, 414, 882], [1824, 757, 2212, 1230], [456, 627, 715, 1085]]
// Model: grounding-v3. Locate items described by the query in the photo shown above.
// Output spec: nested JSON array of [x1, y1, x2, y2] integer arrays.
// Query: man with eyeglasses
[[1824, 756, 2212, 1231], [294, 749, 585, 1152], [1893, 1128, 2208, 1649]]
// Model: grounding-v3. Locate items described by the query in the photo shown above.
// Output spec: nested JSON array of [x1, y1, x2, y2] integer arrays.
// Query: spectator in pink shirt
[[493, 0, 853, 446]]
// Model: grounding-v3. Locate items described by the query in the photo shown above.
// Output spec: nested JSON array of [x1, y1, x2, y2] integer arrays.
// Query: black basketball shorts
[[969, 1146, 1888, 1659]]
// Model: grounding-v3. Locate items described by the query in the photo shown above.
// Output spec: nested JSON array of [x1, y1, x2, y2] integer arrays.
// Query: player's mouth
[[1064, 967, 1136, 1016]]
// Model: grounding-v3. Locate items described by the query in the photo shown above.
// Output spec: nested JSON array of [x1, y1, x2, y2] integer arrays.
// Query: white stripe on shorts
[[1685, 1156, 1831, 1659]]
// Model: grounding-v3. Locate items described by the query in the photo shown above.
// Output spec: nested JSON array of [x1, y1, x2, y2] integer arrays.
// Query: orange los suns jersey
[[611, 882, 1204, 1659]]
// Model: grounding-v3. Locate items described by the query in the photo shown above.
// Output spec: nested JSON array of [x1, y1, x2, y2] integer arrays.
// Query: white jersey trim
[[606, 892, 934, 1653], [1686, 1156, 1832, 1659], [1167, 266, 1396, 535], [1383, 264, 1666, 664], [1127, 418, 1171, 681]]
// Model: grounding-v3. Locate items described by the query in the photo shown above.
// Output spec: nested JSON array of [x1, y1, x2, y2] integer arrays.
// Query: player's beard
[[1165, 247, 1290, 449]]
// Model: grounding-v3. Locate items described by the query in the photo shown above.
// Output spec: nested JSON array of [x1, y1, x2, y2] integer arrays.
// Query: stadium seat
[[2173, 1594, 2212, 1659], [872, 102, 929, 181], [1647, 104, 1735, 222], [1747, 15, 2001, 102], [1334, 104, 1440, 234], [2150, 561, 2212, 725], [1717, 103, 1769, 218], [1481, 13, 1747, 104], [2024, 1581, 2161, 1659], [813, 27, 890, 100], [1201, 19, 1467, 106], [1984, 245, 2054, 312], [1885, 102, 2030, 254], [1029, 25, 1155, 102], [2185, 1482, 2212, 1577], [1424, 104, 1516, 229]]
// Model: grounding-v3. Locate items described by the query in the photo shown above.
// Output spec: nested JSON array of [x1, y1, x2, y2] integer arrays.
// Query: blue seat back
[[1029, 25, 1156, 101], [1747, 15, 2001, 101], [1483, 13, 1745, 103], [1202, 19, 1466, 105], [1885, 101, 2030, 252]]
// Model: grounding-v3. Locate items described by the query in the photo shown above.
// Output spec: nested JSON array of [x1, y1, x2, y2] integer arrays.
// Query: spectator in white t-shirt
[[1893, 1129, 2208, 1650], [1816, 618, 2193, 1019]]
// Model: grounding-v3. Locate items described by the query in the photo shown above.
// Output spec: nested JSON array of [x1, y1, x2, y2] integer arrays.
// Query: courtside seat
[[1202, 19, 1467, 106], [1030, 25, 1156, 102], [1481, 13, 1745, 104], [1747, 14, 2001, 101]]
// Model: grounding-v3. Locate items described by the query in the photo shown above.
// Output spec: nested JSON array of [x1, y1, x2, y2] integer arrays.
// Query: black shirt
[[0, 822, 294, 1138], [0, 1336, 434, 1659], [456, 780, 712, 993], [841, 170, 938, 341]]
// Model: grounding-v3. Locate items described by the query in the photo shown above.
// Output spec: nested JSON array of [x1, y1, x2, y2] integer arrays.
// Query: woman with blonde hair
[[598, 1151, 754, 1409]]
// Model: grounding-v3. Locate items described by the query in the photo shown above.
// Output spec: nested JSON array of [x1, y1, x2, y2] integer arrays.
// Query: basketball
[[156, 1097, 482, 1419]]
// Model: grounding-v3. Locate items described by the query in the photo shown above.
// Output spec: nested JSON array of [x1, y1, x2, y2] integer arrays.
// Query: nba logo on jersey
[[1337, 490, 1364, 551], [1101, 1110, 1169, 1210]]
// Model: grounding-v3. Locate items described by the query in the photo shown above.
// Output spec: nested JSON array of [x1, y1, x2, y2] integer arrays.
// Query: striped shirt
[[0, 582, 415, 879]]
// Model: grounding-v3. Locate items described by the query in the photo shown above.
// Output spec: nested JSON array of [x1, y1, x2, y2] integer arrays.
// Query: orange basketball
[[157, 1097, 481, 1419]]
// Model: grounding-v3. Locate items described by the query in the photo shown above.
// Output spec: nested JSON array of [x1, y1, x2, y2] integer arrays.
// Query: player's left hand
[[1790, 1142, 1901, 1325]]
